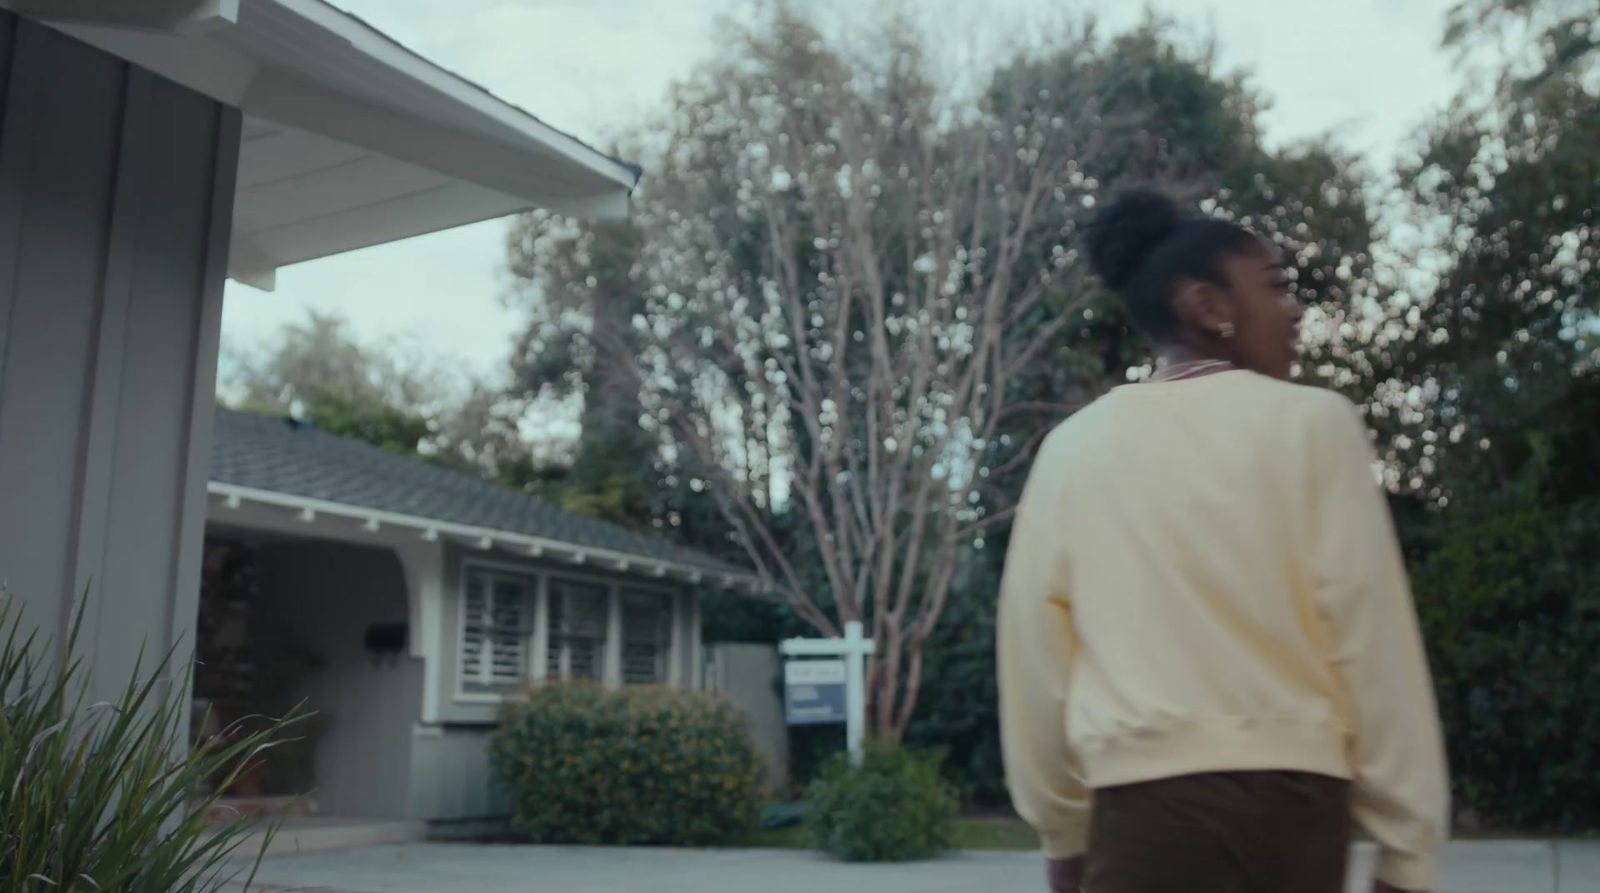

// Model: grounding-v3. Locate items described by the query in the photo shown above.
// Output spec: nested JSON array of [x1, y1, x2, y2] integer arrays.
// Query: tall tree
[[221, 309, 545, 475], [909, 23, 1384, 792], [1390, 0, 1599, 494], [513, 9, 1147, 740], [222, 309, 443, 455], [505, 218, 668, 527], [509, 10, 1392, 742], [1385, 0, 1600, 829], [1444, 0, 1598, 92], [224, 310, 438, 412]]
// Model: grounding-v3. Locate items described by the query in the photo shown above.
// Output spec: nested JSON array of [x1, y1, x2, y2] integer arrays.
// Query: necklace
[[1148, 359, 1236, 383]]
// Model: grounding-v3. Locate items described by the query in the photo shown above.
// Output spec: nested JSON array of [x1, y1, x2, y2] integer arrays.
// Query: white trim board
[[206, 480, 761, 592], [25, 0, 640, 286]]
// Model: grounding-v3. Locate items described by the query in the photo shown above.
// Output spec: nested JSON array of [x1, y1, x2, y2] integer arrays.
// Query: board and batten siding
[[0, 12, 241, 705], [256, 540, 423, 819]]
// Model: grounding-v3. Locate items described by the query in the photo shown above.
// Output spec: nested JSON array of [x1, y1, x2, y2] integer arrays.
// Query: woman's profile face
[[1218, 240, 1304, 380]]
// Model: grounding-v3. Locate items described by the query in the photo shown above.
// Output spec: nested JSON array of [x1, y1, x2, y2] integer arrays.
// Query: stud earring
[[1218, 322, 1236, 339]]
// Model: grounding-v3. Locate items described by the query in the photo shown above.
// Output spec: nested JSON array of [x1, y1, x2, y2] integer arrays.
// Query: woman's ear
[[1171, 278, 1238, 341]]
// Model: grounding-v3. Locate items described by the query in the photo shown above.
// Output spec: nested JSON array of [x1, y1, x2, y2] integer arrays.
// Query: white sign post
[[779, 620, 875, 759]]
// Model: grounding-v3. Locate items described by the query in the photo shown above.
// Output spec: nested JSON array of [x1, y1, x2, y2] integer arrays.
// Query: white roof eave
[[20, 0, 639, 287], [270, 0, 638, 189], [207, 481, 765, 594]]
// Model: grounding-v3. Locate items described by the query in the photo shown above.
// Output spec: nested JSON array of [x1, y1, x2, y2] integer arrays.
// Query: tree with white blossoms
[[512, 10, 1145, 741]]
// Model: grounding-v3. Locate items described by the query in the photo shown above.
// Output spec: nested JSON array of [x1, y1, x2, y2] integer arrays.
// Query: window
[[460, 567, 533, 693], [621, 591, 674, 685], [547, 579, 607, 682]]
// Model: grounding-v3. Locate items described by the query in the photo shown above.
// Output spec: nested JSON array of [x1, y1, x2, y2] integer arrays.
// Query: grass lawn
[[747, 815, 1038, 851]]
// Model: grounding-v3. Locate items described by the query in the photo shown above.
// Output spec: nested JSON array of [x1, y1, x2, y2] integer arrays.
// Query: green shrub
[[904, 567, 1008, 807], [490, 682, 766, 846], [1407, 477, 1600, 831], [804, 744, 958, 861], [0, 593, 305, 893]]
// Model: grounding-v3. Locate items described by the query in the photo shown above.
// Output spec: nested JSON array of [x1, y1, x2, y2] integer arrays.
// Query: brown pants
[[1086, 772, 1352, 893]]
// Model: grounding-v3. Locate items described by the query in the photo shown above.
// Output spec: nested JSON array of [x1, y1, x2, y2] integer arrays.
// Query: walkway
[[237, 840, 1600, 893]]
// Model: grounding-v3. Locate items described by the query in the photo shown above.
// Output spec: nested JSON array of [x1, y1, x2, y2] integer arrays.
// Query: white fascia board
[[5, 0, 237, 31], [226, 235, 277, 291], [206, 481, 759, 591], [268, 0, 637, 192], [239, 69, 631, 220], [39, 0, 638, 204]]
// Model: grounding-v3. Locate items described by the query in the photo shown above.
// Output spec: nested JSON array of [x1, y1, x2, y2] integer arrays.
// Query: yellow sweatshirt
[[998, 371, 1449, 891]]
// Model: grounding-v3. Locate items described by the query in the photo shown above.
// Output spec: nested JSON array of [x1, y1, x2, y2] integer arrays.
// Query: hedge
[[490, 683, 767, 845]]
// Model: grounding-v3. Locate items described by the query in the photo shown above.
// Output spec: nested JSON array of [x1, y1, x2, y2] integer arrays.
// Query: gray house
[[200, 409, 754, 822], [0, 0, 707, 825]]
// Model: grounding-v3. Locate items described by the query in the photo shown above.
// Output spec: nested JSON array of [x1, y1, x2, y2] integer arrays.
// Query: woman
[[998, 189, 1448, 893]]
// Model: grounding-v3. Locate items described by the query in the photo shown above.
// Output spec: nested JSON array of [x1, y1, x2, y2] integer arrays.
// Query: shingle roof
[[209, 408, 747, 578]]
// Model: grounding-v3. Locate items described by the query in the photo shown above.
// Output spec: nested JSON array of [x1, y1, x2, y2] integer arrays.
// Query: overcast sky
[[219, 0, 1464, 390]]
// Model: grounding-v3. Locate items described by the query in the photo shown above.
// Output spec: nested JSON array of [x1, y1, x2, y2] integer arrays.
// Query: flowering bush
[[490, 683, 766, 846]]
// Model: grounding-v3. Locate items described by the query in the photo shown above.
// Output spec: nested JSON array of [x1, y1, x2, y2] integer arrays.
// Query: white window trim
[[615, 586, 678, 688], [545, 574, 613, 687], [452, 557, 687, 705], [454, 558, 537, 703]]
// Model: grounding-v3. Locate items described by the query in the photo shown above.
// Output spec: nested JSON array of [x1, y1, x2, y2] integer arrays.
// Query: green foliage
[[1408, 465, 1600, 830], [0, 595, 305, 893], [1444, 0, 1597, 92], [556, 472, 650, 526], [490, 683, 767, 846], [1388, 0, 1598, 492], [499, 0, 1593, 833], [905, 22, 1374, 803], [903, 546, 1006, 805], [699, 510, 827, 646], [699, 588, 805, 645], [224, 309, 439, 417], [504, 217, 668, 532], [299, 386, 433, 457], [804, 745, 958, 862], [753, 814, 1037, 851], [222, 308, 549, 484], [785, 724, 846, 797], [1377, 0, 1600, 831]]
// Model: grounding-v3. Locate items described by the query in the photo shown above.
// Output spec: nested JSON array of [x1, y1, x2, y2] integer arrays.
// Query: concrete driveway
[[238, 840, 1600, 893]]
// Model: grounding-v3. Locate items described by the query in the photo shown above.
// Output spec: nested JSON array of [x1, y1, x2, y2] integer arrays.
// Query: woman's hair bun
[[1084, 187, 1184, 293]]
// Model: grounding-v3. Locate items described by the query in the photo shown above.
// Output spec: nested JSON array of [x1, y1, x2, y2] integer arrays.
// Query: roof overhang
[[14, 0, 639, 290], [207, 481, 766, 594]]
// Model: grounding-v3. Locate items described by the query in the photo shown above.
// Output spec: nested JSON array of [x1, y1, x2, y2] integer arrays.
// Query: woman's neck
[[1154, 343, 1229, 371]]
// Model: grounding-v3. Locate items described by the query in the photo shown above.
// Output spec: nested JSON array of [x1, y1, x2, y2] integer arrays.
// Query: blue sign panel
[[784, 659, 847, 726]]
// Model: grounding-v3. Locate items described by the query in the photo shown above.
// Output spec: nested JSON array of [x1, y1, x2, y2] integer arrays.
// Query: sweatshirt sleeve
[[998, 448, 1090, 860], [1309, 396, 1450, 892]]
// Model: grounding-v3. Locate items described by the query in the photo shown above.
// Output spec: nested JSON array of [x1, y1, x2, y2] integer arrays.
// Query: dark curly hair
[[1083, 188, 1260, 339]]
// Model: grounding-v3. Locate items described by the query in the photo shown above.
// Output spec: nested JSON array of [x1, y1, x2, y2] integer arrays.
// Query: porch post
[[530, 575, 549, 684], [603, 585, 622, 689], [667, 589, 684, 687], [689, 594, 703, 690], [393, 541, 446, 724]]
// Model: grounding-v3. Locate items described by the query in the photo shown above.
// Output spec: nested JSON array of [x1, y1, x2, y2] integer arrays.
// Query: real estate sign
[[783, 658, 847, 726], [779, 621, 873, 756]]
